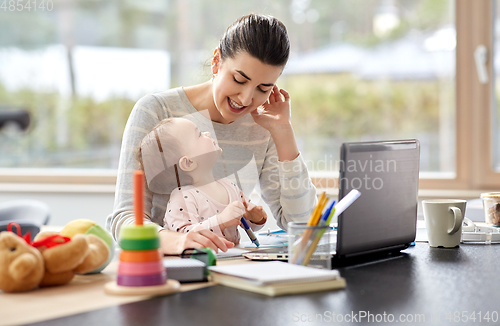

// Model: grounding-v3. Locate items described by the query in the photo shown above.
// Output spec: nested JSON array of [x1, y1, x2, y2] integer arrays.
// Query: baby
[[137, 118, 267, 245]]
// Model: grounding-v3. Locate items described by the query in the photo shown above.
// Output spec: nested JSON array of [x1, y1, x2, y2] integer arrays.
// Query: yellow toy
[[59, 219, 115, 273], [0, 221, 110, 293]]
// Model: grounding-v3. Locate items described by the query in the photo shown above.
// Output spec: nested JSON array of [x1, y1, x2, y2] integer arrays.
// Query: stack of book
[[209, 261, 345, 296]]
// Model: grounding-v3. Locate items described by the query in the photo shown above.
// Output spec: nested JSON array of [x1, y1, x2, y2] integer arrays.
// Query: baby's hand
[[243, 201, 268, 225], [217, 201, 245, 230]]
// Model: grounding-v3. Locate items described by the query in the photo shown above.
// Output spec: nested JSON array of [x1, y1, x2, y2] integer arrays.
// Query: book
[[208, 261, 346, 296]]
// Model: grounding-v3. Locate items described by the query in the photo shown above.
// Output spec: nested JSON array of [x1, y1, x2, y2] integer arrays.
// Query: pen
[[300, 201, 335, 265], [291, 192, 327, 264], [301, 189, 361, 265], [233, 174, 260, 247], [241, 216, 260, 247]]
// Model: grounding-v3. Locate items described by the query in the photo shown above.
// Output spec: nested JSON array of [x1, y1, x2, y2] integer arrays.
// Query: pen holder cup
[[288, 222, 335, 269]]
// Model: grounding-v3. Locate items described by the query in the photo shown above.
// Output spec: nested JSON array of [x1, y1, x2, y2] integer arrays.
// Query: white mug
[[423, 199, 466, 248]]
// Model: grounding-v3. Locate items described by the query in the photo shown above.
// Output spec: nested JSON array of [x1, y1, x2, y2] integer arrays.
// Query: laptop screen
[[336, 139, 420, 257]]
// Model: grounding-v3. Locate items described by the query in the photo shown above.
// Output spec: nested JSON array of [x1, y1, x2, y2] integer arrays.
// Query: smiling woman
[[107, 13, 317, 255]]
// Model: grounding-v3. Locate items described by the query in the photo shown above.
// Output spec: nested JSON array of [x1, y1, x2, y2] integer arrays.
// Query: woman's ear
[[178, 156, 197, 172], [211, 48, 220, 75]]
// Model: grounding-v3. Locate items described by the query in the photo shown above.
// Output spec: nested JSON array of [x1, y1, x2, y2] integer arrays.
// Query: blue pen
[[297, 200, 336, 265], [318, 200, 336, 226], [241, 216, 260, 247]]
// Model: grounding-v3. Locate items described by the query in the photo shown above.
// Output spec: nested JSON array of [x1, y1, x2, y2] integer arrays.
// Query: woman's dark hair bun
[[219, 13, 290, 67]]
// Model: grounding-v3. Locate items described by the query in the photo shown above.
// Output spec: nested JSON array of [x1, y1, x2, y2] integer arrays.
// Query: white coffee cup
[[423, 199, 466, 248]]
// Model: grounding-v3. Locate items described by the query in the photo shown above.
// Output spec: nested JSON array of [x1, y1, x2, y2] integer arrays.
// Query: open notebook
[[208, 261, 345, 296]]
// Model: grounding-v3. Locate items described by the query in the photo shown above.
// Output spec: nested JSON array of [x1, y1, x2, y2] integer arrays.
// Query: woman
[[106, 13, 317, 254]]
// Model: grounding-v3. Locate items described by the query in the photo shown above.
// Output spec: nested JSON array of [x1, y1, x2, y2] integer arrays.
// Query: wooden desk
[[0, 255, 252, 326], [5, 243, 500, 326]]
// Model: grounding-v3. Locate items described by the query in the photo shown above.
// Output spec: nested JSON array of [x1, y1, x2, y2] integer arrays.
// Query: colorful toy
[[59, 219, 115, 273], [0, 222, 109, 293], [104, 170, 180, 296]]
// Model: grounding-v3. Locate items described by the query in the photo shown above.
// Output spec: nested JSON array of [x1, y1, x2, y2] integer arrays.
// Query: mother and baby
[[106, 13, 317, 255]]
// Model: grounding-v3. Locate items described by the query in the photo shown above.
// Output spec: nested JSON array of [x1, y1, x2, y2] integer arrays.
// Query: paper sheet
[[215, 247, 250, 259]]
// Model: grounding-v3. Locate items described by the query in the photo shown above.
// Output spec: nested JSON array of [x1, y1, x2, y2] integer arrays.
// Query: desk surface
[[27, 243, 500, 326]]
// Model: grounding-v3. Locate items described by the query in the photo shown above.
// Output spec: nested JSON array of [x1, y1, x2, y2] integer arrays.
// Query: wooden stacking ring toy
[[104, 170, 180, 296]]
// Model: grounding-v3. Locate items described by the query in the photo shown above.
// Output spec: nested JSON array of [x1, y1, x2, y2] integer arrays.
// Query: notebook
[[208, 261, 346, 296], [243, 139, 420, 268]]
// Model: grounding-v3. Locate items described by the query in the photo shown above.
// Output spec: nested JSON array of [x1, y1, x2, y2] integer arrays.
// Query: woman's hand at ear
[[251, 85, 291, 133], [159, 229, 234, 254], [251, 85, 299, 162]]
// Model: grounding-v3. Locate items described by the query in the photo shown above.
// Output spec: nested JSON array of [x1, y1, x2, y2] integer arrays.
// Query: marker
[[241, 216, 260, 247], [332, 189, 361, 220]]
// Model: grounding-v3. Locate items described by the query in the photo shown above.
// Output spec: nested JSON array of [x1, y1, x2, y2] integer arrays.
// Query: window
[[458, 0, 500, 189], [279, 0, 456, 188], [0, 0, 498, 190]]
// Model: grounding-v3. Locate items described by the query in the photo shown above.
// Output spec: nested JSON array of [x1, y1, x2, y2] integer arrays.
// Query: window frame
[[469, 0, 500, 189], [314, 0, 500, 192], [1, 0, 499, 192]]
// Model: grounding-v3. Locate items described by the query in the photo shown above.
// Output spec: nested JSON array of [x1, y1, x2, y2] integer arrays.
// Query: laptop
[[243, 139, 420, 268]]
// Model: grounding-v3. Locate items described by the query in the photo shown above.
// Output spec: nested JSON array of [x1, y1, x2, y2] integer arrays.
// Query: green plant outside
[[0, 74, 449, 169]]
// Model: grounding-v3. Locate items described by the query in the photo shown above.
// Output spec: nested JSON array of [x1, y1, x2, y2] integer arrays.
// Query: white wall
[[0, 191, 115, 227]]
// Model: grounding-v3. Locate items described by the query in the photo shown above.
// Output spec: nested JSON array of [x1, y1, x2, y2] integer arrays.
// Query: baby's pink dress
[[164, 178, 263, 244]]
